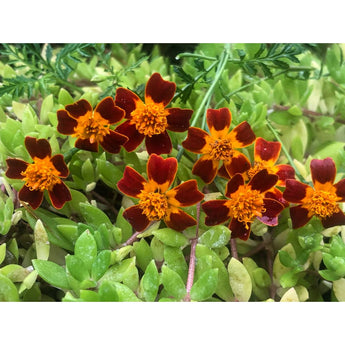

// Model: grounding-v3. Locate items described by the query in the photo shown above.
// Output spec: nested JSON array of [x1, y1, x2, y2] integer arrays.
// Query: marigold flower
[[202, 169, 284, 240], [283, 158, 345, 229], [5, 137, 71, 209], [57, 97, 128, 153], [117, 154, 204, 232], [182, 107, 256, 184], [114, 73, 193, 155]]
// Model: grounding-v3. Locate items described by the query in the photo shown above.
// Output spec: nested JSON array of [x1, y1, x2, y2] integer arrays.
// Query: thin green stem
[[63, 147, 80, 164]]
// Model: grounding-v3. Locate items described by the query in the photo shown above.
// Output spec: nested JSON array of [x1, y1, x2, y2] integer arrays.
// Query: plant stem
[[230, 238, 239, 260], [120, 231, 141, 247]]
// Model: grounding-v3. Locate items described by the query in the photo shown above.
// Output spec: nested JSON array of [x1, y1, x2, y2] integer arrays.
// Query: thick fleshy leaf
[[115, 120, 145, 152], [289, 205, 312, 229], [145, 131, 172, 155], [321, 209, 345, 228], [50, 154, 69, 178], [257, 198, 284, 226], [227, 121, 256, 148], [100, 130, 128, 154], [283, 179, 311, 203], [25, 137, 51, 159], [166, 180, 204, 207], [5, 158, 28, 179], [117, 167, 146, 198], [164, 208, 196, 231], [166, 108, 193, 132], [223, 151, 251, 177], [123, 205, 151, 232], [334, 178, 345, 201], [225, 173, 244, 197], [192, 155, 219, 184], [75, 138, 98, 152], [147, 154, 177, 192], [65, 99, 92, 119], [182, 127, 210, 154], [310, 158, 336, 185], [202, 200, 230, 226], [94, 96, 124, 123], [228, 258, 252, 301], [206, 108, 231, 139], [275, 164, 295, 186], [48, 182, 72, 209], [19, 185, 43, 209], [249, 169, 278, 193], [145, 73, 175, 106], [229, 218, 251, 240], [57, 110, 78, 134], [255, 137, 281, 163]]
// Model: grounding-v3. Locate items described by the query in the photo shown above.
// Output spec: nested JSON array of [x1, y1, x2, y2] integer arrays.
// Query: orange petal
[[182, 127, 210, 154], [254, 137, 281, 164], [6, 158, 28, 179], [48, 182, 72, 209], [206, 108, 231, 139], [223, 151, 251, 177], [117, 166, 147, 198], [94, 96, 125, 124], [164, 208, 196, 231], [123, 205, 151, 232], [310, 158, 336, 187], [166, 180, 204, 207], [65, 99, 93, 119], [226, 121, 256, 148], [25, 137, 51, 159], [192, 155, 219, 184], [202, 199, 231, 226], [145, 73, 176, 106], [18, 185, 44, 209]]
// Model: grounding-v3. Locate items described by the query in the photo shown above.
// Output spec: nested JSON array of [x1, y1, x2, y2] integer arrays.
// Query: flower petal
[[192, 155, 219, 184], [265, 188, 289, 208], [94, 96, 125, 124], [206, 108, 231, 139], [100, 130, 128, 154], [147, 154, 177, 192], [182, 127, 210, 154], [166, 108, 193, 132], [218, 164, 231, 179], [57, 110, 78, 135], [334, 178, 345, 202], [164, 208, 196, 231], [275, 164, 295, 186], [6, 159, 28, 179], [123, 205, 151, 232], [75, 138, 98, 152], [223, 151, 251, 177], [289, 205, 312, 229], [257, 198, 284, 226], [25, 137, 51, 159], [115, 120, 145, 152], [226, 121, 256, 148], [48, 182, 72, 209], [18, 185, 44, 209], [202, 200, 231, 226], [229, 218, 251, 241], [310, 158, 336, 186], [50, 155, 69, 178], [117, 166, 147, 198], [254, 137, 281, 163], [145, 73, 175, 106], [65, 99, 92, 119], [166, 180, 204, 207], [225, 173, 244, 198], [249, 169, 278, 193], [145, 131, 172, 155], [115, 88, 142, 119], [283, 179, 311, 203], [321, 209, 345, 228]]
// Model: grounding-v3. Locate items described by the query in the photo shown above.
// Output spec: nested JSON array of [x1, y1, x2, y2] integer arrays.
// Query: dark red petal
[[25, 137, 51, 159], [100, 130, 128, 154], [206, 108, 231, 138], [167, 180, 204, 207], [275, 164, 295, 186], [334, 178, 345, 202], [229, 218, 251, 241], [123, 205, 151, 232], [192, 155, 219, 184], [249, 169, 278, 193], [65, 99, 92, 119], [147, 154, 177, 190], [182, 127, 210, 154], [254, 137, 281, 163], [310, 158, 336, 185], [223, 151, 251, 177], [227, 121, 256, 148], [115, 120, 145, 152], [75, 138, 98, 152], [265, 188, 289, 208], [117, 166, 146, 198], [145, 73, 175, 106], [283, 179, 310, 203], [145, 131, 172, 155], [115, 88, 142, 119], [218, 164, 231, 179], [257, 198, 284, 226], [6, 159, 28, 179], [18, 185, 44, 209], [48, 182, 72, 209], [57, 110, 78, 135], [164, 208, 196, 231], [166, 108, 193, 132], [225, 174, 244, 198], [94, 96, 125, 124], [202, 200, 230, 226], [50, 155, 69, 178], [321, 209, 345, 228], [289, 205, 312, 229]]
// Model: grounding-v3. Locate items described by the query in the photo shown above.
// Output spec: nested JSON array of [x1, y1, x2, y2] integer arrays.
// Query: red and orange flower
[[117, 154, 204, 232], [283, 158, 345, 229], [5, 137, 71, 209], [57, 96, 128, 153], [202, 169, 284, 240], [115, 73, 193, 155], [182, 107, 256, 184]]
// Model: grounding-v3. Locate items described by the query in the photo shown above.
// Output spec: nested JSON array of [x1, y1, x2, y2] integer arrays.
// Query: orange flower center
[[227, 185, 266, 229], [209, 139, 233, 161], [304, 189, 340, 218], [21, 156, 61, 192], [248, 161, 274, 179], [73, 112, 110, 143], [138, 190, 169, 221], [130, 101, 168, 137]]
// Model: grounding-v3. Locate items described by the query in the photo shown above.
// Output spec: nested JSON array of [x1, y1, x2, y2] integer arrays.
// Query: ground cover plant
[[1, 43, 345, 302]]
